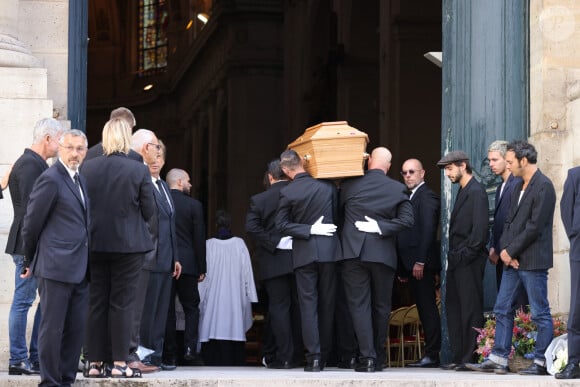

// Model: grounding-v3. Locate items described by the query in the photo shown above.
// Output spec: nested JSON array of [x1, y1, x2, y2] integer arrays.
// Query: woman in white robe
[[198, 210, 258, 365]]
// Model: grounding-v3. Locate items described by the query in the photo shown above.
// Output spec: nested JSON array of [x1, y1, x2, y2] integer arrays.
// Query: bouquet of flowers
[[474, 307, 567, 363]]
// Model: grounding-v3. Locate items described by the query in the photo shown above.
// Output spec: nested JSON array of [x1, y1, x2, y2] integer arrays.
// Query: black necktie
[[74, 172, 85, 208], [156, 179, 172, 214]]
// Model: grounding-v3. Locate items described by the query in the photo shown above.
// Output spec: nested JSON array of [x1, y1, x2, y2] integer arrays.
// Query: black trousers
[[38, 277, 88, 387], [410, 268, 441, 358], [263, 273, 303, 363], [569, 260, 580, 363], [445, 260, 485, 364], [342, 259, 394, 362], [86, 252, 143, 361], [294, 261, 336, 362], [334, 261, 357, 362], [140, 271, 173, 365], [163, 273, 201, 361], [128, 268, 151, 362]]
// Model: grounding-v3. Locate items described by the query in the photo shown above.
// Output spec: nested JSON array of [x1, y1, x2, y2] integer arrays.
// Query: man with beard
[[437, 151, 488, 371]]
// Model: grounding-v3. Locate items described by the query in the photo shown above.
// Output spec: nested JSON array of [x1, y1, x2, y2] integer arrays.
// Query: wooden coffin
[[287, 121, 369, 179]]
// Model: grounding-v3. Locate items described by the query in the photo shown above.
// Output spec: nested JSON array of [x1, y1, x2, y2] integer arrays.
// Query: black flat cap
[[437, 150, 469, 167]]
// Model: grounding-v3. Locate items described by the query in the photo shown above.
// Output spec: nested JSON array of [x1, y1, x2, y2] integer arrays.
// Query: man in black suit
[[126, 128, 165, 373], [85, 107, 142, 162], [163, 168, 206, 366], [5, 117, 63, 375], [340, 147, 414, 372], [246, 160, 302, 369], [140, 145, 182, 369], [487, 140, 528, 308], [437, 150, 488, 371], [397, 158, 441, 368], [21, 129, 90, 386], [275, 149, 340, 372], [468, 141, 556, 376], [558, 164, 580, 379]]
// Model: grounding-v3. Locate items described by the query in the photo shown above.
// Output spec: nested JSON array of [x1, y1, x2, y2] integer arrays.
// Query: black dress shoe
[[160, 360, 177, 371], [440, 363, 458, 370], [9, 361, 40, 375], [465, 359, 508, 374], [355, 358, 375, 372], [556, 362, 580, 379], [518, 362, 548, 375], [304, 358, 322, 372], [184, 346, 195, 361], [454, 363, 472, 371], [268, 360, 295, 369], [407, 356, 440, 368], [337, 356, 357, 369]]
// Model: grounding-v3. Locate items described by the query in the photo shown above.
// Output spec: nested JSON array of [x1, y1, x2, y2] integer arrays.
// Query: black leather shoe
[[407, 356, 440, 368], [556, 362, 580, 379], [160, 360, 177, 371], [355, 358, 375, 372], [465, 359, 507, 374], [440, 363, 458, 370], [518, 362, 548, 375], [304, 358, 322, 372], [267, 360, 295, 369], [337, 356, 357, 369], [184, 346, 195, 361], [454, 363, 472, 371], [31, 361, 40, 373], [9, 361, 40, 375]]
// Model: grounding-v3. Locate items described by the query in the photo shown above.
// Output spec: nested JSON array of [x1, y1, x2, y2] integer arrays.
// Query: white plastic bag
[[545, 333, 568, 375]]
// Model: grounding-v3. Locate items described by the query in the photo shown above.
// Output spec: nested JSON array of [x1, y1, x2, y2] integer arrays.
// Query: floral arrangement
[[474, 307, 567, 363]]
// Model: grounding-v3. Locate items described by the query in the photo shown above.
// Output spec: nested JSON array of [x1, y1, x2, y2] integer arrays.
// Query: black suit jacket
[[339, 169, 414, 270], [170, 189, 206, 276], [448, 177, 489, 271], [22, 161, 89, 284], [81, 152, 156, 254], [246, 180, 294, 280], [5, 149, 48, 255], [397, 183, 440, 274], [562, 166, 580, 262], [152, 178, 179, 272], [500, 169, 555, 270], [275, 172, 341, 269], [490, 174, 521, 252], [85, 142, 143, 162]]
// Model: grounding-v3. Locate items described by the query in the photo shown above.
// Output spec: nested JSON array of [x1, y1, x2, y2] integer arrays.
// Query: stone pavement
[[1, 367, 580, 387]]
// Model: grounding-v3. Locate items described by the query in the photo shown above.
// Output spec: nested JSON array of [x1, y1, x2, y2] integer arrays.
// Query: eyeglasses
[[148, 143, 162, 151], [59, 144, 87, 153], [400, 169, 416, 176]]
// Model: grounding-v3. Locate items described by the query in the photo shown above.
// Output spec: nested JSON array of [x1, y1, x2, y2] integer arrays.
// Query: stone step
[[0, 367, 573, 387]]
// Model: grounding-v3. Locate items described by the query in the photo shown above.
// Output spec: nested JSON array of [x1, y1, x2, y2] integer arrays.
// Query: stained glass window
[[139, 0, 168, 75]]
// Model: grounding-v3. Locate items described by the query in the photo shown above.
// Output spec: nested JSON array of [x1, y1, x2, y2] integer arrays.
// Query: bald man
[[339, 147, 414, 372]]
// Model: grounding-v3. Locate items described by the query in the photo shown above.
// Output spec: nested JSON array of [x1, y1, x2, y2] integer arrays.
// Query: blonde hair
[[102, 118, 132, 155]]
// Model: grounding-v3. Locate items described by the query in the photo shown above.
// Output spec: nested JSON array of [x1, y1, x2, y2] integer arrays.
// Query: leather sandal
[[86, 363, 105, 378], [111, 364, 142, 378]]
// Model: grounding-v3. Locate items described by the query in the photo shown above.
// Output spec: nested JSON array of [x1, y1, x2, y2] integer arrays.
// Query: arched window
[[139, 0, 168, 75]]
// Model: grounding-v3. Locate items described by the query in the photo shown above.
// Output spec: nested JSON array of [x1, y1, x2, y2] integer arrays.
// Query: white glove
[[355, 216, 381, 234], [310, 215, 337, 236], [276, 236, 293, 250]]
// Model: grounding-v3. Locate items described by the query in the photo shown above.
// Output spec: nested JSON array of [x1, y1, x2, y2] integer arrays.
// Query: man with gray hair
[[5, 117, 63, 375]]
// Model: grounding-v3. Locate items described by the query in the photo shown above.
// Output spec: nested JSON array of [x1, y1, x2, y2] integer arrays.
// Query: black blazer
[[339, 169, 414, 270], [397, 183, 440, 274], [22, 161, 89, 284], [151, 178, 179, 272], [85, 142, 143, 162], [170, 189, 206, 276], [562, 166, 580, 262], [5, 149, 48, 255], [81, 152, 156, 254], [490, 174, 521, 252], [447, 177, 489, 271], [275, 172, 341, 269], [246, 180, 294, 280], [500, 169, 555, 270]]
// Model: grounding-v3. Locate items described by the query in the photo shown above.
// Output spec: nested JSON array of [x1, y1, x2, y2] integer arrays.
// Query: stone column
[[0, 0, 40, 67]]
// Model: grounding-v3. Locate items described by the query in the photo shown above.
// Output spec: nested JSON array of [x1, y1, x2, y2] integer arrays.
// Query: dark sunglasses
[[400, 170, 416, 176]]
